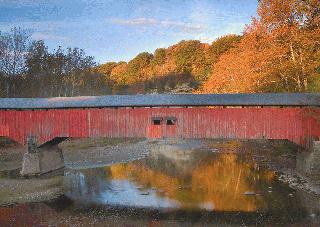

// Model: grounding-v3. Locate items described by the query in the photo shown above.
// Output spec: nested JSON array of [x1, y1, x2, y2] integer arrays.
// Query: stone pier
[[21, 137, 65, 176]]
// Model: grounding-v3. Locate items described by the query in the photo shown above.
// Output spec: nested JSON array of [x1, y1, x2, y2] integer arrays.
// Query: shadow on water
[[0, 143, 319, 226]]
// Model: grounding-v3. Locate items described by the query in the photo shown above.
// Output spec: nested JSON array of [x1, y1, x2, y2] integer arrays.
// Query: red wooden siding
[[0, 107, 319, 148]]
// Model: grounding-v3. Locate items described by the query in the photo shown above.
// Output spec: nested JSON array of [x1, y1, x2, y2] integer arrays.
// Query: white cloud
[[159, 20, 206, 32], [194, 34, 215, 43], [111, 18, 158, 26], [110, 17, 206, 33], [31, 32, 70, 42], [0, 20, 71, 43]]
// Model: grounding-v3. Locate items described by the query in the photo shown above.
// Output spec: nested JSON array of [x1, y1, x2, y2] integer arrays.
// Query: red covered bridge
[[0, 93, 320, 149], [1, 93, 320, 175]]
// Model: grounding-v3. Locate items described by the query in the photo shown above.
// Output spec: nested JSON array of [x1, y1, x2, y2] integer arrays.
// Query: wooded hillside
[[97, 35, 241, 94]]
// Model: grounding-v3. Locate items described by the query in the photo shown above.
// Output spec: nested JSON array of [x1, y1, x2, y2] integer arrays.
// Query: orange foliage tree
[[202, 0, 320, 93]]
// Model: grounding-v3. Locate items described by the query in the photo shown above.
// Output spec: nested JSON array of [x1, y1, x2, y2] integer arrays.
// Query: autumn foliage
[[97, 36, 241, 94], [202, 0, 320, 93]]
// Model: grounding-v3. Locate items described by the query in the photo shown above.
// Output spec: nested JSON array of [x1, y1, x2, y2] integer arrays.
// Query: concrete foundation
[[296, 141, 320, 176], [21, 137, 64, 176]]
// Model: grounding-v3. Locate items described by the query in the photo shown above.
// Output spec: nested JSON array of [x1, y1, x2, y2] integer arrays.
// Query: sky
[[0, 0, 258, 63]]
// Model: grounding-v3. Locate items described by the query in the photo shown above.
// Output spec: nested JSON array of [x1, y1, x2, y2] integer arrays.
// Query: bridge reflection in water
[[64, 148, 295, 213]]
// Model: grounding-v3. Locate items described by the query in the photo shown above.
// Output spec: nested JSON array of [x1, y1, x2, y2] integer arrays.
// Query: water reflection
[[1, 145, 318, 226], [64, 149, 297, 213], [64, 167, 179, 209]]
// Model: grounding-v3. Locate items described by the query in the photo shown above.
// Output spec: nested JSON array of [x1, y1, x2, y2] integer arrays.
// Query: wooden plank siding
[[0, 107, 319, 149]]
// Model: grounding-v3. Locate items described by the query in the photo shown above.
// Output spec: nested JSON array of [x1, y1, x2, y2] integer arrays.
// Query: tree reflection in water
[[108, 151, 276, 211], [64, 148, 304, 217]]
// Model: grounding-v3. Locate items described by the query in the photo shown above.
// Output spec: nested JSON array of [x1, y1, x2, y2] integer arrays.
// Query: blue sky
[[0, 0, 258, 63]]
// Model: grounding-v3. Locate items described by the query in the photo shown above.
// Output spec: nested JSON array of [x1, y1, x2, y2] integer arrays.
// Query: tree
[[63, 47, 96, 96], [171, 40, 210, 83], [152, 48, 166, 65], [0, 27, 29, 77], [24, 40, 49, 96], [150, 48, 166, 77], [256, 0, 320, 92], [26, 40, 49, 74], [173, 41, 201, 73], [110, 61, 128, 86], [202, 32, 261, 93], [0, 27, 110, 97], [126, 52, 153, 84], [208, 35, 242, 64], [201, 0, 320, 93], [0, 28, 30, 96], [25, 42, 101, 97]]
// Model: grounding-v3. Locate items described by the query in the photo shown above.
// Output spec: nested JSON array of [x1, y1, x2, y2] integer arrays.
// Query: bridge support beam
[[21, 137, 64, 176]]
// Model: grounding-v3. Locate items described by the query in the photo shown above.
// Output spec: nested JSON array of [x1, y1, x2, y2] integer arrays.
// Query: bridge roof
[[0, 93, 319, 109]]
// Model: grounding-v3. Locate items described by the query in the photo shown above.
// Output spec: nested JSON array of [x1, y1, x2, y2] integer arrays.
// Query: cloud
[[111, 18, 158, 26], [0, 20, 70, 42], [110, 17, 206, 33], [31, 32, 70, 42], [194, 34, 215, 43], [160, 20, 206, 32]]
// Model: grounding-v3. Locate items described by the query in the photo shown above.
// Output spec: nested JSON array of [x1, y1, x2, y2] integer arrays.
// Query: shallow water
[[0, 147, 319, 226]]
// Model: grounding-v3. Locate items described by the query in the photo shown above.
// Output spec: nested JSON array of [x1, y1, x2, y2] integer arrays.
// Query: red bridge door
[[146, 117, 162, 139], [146, 116, 178, 139], [163, 117, 178, 138]]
